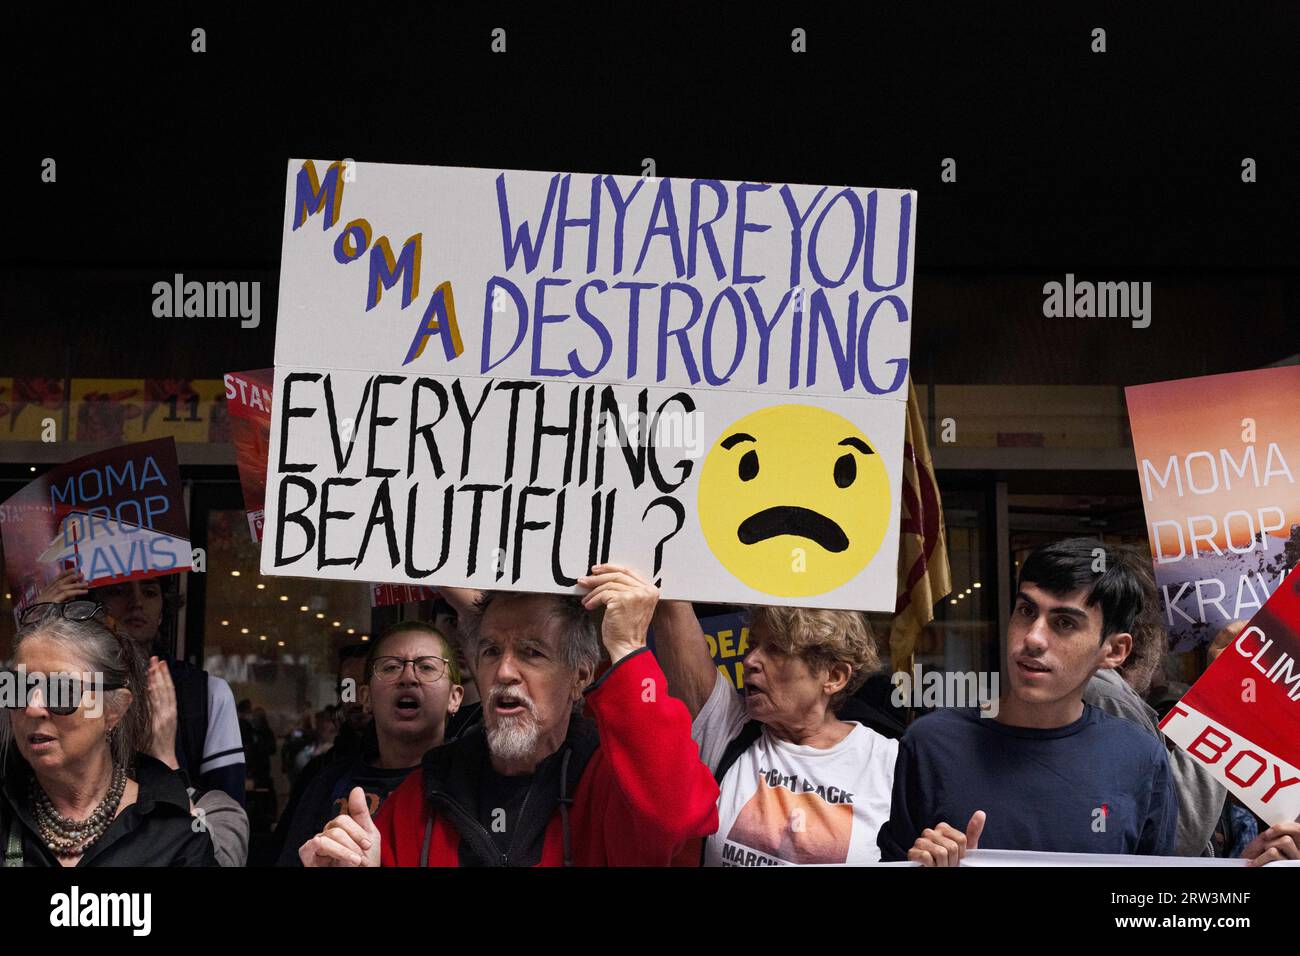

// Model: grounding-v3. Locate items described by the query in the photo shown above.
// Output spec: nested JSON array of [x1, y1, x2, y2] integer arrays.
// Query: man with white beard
[[299, 564, 720, 866]]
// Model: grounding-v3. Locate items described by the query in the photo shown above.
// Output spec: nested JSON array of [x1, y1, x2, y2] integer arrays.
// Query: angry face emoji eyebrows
[[721, 432, 757, 450], [723, 433, 872, 454], [837, 437, 875, 455]]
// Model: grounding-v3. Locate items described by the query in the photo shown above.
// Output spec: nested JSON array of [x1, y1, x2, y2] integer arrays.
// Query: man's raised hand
[[299, 787, 380, 867], [578, 564, 660, 664]]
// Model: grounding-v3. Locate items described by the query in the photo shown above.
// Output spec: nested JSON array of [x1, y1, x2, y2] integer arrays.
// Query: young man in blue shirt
[[877, 538, 1179, 863]]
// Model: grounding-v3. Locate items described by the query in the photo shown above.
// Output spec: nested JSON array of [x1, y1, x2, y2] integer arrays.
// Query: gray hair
[[0, 614, 152, 770], [464, 592, 602, 685]]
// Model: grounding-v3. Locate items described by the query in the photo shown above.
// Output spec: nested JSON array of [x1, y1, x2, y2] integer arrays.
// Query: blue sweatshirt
[[877, 704, 1178, 860]]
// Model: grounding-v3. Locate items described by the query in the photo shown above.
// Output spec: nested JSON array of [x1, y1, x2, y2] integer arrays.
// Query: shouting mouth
[[736, 506, 849, 553], [394, 694, 422, 717], [493, 692, 530, 717]]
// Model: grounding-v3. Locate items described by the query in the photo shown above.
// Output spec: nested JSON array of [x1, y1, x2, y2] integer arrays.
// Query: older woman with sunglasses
[[36, 569, 247, 812], [0, 601, 216, 867]]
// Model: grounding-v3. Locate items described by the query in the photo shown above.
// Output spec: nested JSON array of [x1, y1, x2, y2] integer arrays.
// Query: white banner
[[958, 849, 1249, 867]]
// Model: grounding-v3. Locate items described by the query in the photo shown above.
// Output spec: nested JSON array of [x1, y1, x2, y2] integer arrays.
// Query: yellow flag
[[889, 376, 952, 674]]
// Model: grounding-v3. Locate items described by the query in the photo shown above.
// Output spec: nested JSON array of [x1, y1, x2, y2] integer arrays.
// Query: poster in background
[[66, 378, 227, 446], [263, 159, 916, 610], [1160, 572, 1300, 825], [1125, 366, 1300, 651], [648, 609, 751, 690], [0, 438, 191, 623], [225, 368, 275, 542], [370, 583, 440, 607], [0, 378, 66, 441], [699, 611, 750, 689], [136, 379, 228, 445]]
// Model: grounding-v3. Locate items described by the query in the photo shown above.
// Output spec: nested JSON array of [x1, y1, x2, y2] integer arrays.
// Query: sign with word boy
[[1126, 366, 1300, 651], [0, 438, 191, 623], [1160, 570, 1300, 825], [264, 160, 916, 609]]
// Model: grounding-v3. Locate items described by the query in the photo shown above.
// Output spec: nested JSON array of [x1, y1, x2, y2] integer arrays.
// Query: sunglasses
[[0, 669, 126, 717], [18, 600, 106, 628]]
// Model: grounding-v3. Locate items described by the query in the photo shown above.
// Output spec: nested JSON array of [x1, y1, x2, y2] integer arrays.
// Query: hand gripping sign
[[262, 160, 917, 610]]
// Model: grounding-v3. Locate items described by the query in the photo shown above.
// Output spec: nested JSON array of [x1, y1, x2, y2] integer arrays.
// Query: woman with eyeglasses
[[279, 621, 464, 866], [36, 569, 247, 811], [0, 602, 217, 866]]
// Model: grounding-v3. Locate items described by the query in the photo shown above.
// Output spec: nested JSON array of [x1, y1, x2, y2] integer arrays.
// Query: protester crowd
[[1, 539, 1297, 868]]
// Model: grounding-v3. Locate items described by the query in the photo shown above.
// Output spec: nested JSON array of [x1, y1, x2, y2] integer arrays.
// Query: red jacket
[[374, 647, 719, 866]]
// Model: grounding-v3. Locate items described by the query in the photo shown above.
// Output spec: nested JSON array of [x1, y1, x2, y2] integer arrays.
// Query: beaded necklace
[[29, 764, 127, 859]]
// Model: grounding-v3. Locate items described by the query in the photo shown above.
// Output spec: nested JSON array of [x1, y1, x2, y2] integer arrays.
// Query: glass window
[[199, 507, 373, 839], [914, 487, 998, 699]]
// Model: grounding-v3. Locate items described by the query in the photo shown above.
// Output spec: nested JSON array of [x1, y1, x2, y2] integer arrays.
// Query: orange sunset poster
[[1126, 366, 1300, 652]]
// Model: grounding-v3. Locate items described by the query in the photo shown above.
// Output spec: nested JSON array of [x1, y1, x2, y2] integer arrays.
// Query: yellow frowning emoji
[[697, 405, 889, 597]]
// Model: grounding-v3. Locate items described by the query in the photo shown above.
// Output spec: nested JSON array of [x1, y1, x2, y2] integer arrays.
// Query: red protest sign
[[224, 369, 274, 542], [370, 583, 440, 607], [1160, 570, 1300, 824]]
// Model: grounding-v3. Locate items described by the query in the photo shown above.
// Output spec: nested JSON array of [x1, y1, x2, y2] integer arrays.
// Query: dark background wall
[[4, 5, 1297, 381]]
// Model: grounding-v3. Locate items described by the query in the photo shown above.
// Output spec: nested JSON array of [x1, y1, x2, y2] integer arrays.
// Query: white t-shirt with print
[[692, 671, 898, 866]]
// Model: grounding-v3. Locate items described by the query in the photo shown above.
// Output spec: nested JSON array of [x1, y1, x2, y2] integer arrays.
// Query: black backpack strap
[[714, 720, 764, 784], [195, 670, 211, 766], [166, 660, 210, 778]]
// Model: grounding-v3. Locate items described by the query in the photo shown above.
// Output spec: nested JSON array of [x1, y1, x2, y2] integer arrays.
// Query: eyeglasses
[[18, 601, 106, 628], [0, 670, 127, 717], [370, 656, 450, 684]]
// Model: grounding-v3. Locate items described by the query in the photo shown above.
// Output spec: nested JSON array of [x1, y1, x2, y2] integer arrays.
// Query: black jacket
[[421, 714, 601, 867], [273, 755, 361, 867], [263, 721, 368, 866], [1, 752, 217, 867]]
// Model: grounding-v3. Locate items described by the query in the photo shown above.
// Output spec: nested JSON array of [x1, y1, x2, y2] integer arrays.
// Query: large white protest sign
[[263, 160, 916, 609]]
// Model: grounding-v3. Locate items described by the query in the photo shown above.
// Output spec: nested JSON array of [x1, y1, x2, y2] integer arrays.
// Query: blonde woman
[[654, 601, 896, 866]]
